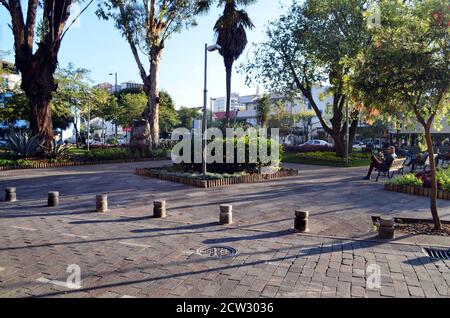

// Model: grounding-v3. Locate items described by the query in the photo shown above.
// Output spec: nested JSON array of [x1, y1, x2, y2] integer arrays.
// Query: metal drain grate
[[423, 248, 450, 260], [197, 246, 237, 258]]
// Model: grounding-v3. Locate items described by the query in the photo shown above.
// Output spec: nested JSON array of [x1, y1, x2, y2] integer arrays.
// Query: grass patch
[[282, 151, 371, 167], [147, 166, 249, 180], [67, 147, 89, 156]]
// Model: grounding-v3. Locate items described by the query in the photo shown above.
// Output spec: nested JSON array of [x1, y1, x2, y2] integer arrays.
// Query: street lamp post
[[202, 43, 221, 177], [87, 98, 91, 151], [345, 98, 350, 166], [109, 72, 119, 140], [210, 97, 216, 125]]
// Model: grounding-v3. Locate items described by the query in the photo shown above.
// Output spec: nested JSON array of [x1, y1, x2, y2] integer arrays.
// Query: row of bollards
[[4, 187, 395, 239]]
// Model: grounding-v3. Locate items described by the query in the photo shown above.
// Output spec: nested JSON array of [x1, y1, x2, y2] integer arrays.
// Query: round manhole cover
[[196, 246, 237, 258]]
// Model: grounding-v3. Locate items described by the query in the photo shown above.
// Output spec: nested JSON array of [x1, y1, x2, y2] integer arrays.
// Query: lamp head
[[207, 44, 222, 52]]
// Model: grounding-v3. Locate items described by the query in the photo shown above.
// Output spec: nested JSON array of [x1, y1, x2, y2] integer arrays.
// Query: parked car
[[64, 137, 77, 145], [299, 140, 333, 147], [353, 141, 365, 149]]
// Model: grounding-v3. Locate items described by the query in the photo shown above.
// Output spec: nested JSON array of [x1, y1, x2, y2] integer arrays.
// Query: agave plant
[[46, 139, 71, 159], [7, 132, 44, 158]]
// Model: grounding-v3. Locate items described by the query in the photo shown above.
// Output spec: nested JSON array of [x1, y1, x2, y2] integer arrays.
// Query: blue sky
[[0, 0, 291, 108]]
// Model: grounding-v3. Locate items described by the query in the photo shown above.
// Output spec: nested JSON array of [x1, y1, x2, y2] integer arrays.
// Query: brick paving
[[0, 161, 449, 298]]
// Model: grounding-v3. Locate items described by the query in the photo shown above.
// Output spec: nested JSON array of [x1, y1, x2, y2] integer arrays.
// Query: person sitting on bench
[[363, 146, 397, 180], [409, 152, 428, 171]]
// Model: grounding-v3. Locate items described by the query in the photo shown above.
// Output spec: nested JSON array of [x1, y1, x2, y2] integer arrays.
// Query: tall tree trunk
[[424, 127, 442, 230], [147, 47, 162, 147], [224, 57, 233, 125], [332, 133, 346, 157], [29, 95, 53, 141], [21, 66, 56, 146]]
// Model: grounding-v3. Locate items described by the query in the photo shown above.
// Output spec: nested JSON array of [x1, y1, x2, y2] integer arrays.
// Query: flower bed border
[[135, 167, 299, 188], [0, 158, 167, 171], [384, 183, 450, 200]]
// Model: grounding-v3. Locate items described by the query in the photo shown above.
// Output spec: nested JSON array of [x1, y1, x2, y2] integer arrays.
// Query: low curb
[[0, 158, 167, 171], [135, 168, 299, 188], [384, 183, 450, 200]]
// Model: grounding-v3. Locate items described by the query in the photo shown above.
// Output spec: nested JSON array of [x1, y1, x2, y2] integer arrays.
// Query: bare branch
[[0, 0, 10, 11], [60, 0, 95, 41]]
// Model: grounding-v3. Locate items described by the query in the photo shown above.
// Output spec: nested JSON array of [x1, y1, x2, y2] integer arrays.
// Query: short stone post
[[5, 187, 16, 202], [96, 194, 108, 212], [219, 204, 232, 225], [294, 210, 309, 233], [378, 217, 395, 239], [153, 200, 166, 218], [48, 191, 59, 207]]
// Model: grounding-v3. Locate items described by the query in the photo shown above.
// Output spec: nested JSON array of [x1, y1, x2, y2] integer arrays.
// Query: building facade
[[211, 87, 332, 143]]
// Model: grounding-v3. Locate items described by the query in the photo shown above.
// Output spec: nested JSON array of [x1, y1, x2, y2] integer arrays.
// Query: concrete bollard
[[294, 210, 309, 233], [153, 200, 167, 218], [48, 191, 59, 207], [219, 204, 233, 224], [5, 187, 16, 202], [96, 194, 108, 212], [378, 217, 395, 239]]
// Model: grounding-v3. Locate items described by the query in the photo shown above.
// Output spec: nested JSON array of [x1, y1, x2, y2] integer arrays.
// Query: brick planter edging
[[135, 168, 299, 188], [384, 183, 450, 200], [0, 158, 166, 171]]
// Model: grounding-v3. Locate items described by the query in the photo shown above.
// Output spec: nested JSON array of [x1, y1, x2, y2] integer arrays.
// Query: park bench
[[375, 158, 406, 182], [415, 154, 438, 171], [437, 153, 450, 169]]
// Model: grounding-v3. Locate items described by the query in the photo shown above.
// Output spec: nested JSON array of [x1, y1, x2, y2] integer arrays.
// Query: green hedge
[[175, 136, 282, 174], [283, 151, 370, 167], [388, 174, 424, 187], [388, 168, 450, 191], [82, 147, 167, 161]]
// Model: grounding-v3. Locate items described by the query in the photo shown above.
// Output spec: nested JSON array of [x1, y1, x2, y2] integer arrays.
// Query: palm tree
[[197, 0, 256, 125]]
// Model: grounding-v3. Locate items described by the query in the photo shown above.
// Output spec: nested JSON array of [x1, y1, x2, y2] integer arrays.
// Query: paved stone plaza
[[0, 161, 449, 298]]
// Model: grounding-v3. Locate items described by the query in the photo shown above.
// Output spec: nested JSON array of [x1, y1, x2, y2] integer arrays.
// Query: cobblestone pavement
[[0, 162, 449, 298]]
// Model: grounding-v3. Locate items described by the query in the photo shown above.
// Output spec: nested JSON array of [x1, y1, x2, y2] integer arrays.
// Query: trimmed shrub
[[175, 136, 282, 174], [388, 174, 424, 187]]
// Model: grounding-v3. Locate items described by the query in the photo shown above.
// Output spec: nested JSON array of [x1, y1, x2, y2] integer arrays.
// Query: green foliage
[[115, 90, 179, 136], [177, 107, 201, 129], [436, 169, 450, 192], [176, 135, 282, 174], [81, 147, 167, 161], [159, 91, 180, 137], [256, 94, 271, 127], [116, 92, 147, 127], [45, 139, 71, 159], [150, 166, 248, 180], [283, 151, 370, 167], [6, 132, 44, 158], [240, 0, 371, 156], [388, 174, 424, 187], [349, 0, 449, 130], [53, 63, 118, 134], [0, 91, 29, 123], [267, 100, 296, 137]]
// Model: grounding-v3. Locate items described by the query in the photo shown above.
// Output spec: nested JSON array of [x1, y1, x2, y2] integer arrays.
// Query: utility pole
[[87, 98, 91, 151], [345, 98, 350, 166]]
